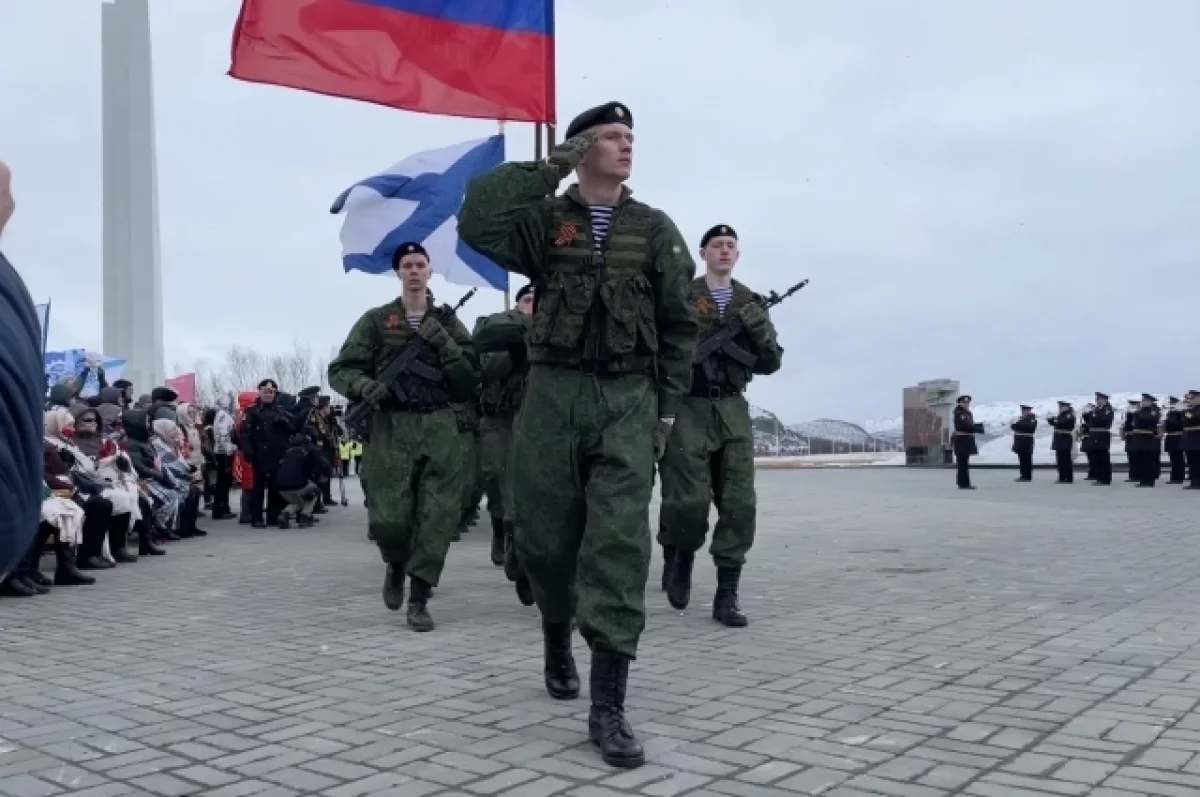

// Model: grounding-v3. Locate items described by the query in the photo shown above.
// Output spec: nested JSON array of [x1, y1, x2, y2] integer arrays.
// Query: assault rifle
[[694, 279, 808, 378], [343, 288, 476, 440]]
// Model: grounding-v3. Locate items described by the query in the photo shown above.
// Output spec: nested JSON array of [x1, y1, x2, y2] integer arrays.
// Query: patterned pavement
[[2, 468, 1199, 796]]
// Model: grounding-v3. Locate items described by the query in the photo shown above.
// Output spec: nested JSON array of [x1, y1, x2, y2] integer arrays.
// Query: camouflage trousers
[[363, 408, 463, 586], [656, 395, 757, 569], [459, 430, 483, 517], [479, 415, 514, 533], [513, 367, 656, 659]]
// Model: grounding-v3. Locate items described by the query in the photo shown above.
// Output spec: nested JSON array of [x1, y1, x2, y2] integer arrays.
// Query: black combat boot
[[407, 577, 435, 631], [382, 564, 405, 611], [660, 545, 675, 592], [543, 620, 580, 699], [136, 519, 165, 556], [588, 649, 644, 768], [108, 515, 137, 563], [490, 530, 505, 567], [712, 566, 749, 627], [666, 550, 694, 610], [503, 522, 519, 582], [54, 539, 95, 586]]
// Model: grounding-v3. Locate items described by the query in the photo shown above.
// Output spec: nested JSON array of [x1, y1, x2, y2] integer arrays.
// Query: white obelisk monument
[[101, 0, 164, 392]]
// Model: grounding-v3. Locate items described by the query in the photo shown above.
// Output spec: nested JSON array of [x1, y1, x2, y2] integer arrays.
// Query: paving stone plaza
[[2, 469, 1198, 796]]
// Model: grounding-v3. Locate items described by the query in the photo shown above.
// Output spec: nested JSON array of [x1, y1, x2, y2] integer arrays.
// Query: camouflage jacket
[[473, 309, 531, 418], [327, 293, 479, 410], [690, 278, 783, 395], [460, 160, 697, 418]]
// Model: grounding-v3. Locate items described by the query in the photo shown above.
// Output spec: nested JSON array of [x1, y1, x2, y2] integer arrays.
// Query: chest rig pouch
[[372, 309, 450, 410]]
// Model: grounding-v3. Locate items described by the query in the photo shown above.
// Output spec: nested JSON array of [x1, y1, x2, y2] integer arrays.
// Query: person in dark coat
[[1010, 404, 1036, 482], [1088, 392, 1115, 486], [1163, 397, 1186, 484], [1048, 401, 1076, 483], [952, 395, 979, 489], [1128, 393, 1162, 488], [1183, 390, 1200, 490], [1079, 405, 1095, 479], [0, 160, 45, 584], [276, 426, 332, 529], [1122, 399, 1139, 482], [242, 378, 292, 527]]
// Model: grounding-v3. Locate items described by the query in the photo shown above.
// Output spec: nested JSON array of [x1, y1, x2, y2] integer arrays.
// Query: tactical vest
[[690, 278, 759, 395], [370, 301, 451, 411], [478, 352, 526, 419], [528, 194, 659, 375]]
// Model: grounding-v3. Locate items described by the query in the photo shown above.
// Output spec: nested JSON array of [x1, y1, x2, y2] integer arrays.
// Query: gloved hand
[[361, 380, 389, 408], [547, 130, 598, 178], [417, 315, 453, 350], [738, 302, 769, 333], [653, 417, 675, 461]]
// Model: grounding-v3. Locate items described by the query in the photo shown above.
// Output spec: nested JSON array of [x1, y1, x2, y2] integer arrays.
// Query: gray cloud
[[2, 0, 1196, 422]]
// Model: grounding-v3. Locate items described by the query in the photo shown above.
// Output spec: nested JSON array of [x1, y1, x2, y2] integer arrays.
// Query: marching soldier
[[657, 224, 783, 627], [1163, 396, 1186, 484], [952, 395, 978, 489], [1088, 392, 1115, 485], [327, 241, 479, 632], [1128, 393, 1162, 488], [1048, 401, 1076, 483], [1010, 404, 1036, 482], [1122, 399, 1139, 482], [461, 101, 697, 768], [1183, 390, 1200, 489]]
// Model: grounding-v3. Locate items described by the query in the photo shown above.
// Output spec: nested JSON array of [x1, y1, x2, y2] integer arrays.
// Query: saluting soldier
[[460, 101, 697, 768], [1010, 404, 1036, 482], [1049, 401, 1076, 483], [1122, 399, 1139, 482], [1127, 393, 1163, 488], [952, 395, 978, 489], [1088, 392, 1115, 486], [1163, 396, 1186, 484], [1183, 390, 1200, 489], [657, 224, 783, 627], [327, 241, 480, 632]]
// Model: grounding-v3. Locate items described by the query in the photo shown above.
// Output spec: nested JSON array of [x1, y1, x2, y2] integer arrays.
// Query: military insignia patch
[[554, 222, 577, 246], [614, 105, 625, 118], [696, 296, 712, 315], [384, 313, 402, 330]]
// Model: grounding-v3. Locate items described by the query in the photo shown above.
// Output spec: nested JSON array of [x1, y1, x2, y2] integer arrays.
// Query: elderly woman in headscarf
[[122, 408, 183, 542], [72, 406, 148, 563], [42, 408, 121, 568], [151, 416, 207, 538]]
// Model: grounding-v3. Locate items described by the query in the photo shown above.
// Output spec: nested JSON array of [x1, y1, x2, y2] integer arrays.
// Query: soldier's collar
[[564, 183, 633, 207]]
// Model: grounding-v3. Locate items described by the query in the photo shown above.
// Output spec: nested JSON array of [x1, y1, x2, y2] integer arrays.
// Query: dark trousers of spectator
[[1017, 452, 1032, 481], [353, 456, 361, 475], [1092, 449, 1112, 484], [956, 454, 971, 488], [250, 467, 284, 524], [1055, 450, 1073, 482], [213, 453, 234, 516], [1168, 450, 1186, 483]]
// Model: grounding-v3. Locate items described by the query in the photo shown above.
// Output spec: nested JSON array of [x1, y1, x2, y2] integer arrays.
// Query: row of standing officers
[[327, 102, 783, 770], [951, 391, 1200, 488]]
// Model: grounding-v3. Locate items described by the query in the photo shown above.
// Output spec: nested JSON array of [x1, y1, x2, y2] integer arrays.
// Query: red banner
[[166, 373, 196, 404]]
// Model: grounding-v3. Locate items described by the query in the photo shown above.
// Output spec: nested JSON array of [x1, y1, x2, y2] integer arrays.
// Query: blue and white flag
[[33, 301, 50, 354], [331, 135, 508, 291]]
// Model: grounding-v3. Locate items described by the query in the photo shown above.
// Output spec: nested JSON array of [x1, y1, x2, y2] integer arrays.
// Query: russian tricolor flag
[[228, 0, 555, 123]]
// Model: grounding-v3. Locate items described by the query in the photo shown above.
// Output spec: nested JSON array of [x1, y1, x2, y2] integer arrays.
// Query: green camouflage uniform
[[451, 400, 482, 532], [657, 279, 783, 567], [473, 309, 531, 535], [327, 295, 479, 586], [460, 143, 697, 659]]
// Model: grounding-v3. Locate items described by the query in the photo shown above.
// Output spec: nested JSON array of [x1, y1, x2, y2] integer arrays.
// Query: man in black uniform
[[1088, 392, 1115, 486], [1122, 399, 1139, 482], [1010, 404, 1036, 481], [1183, 390, 1200, 489], [243, 378, 292, 526], [1128, 394, 1162, 488], [1163, 397, 1186, 484], [952, 395, 978, 489], [1048, 401, 1075, 483], [1079, 405, 1095, 480]]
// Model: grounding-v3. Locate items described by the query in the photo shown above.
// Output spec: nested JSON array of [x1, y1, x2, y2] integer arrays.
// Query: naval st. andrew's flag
[[330, 135, 507, 291]]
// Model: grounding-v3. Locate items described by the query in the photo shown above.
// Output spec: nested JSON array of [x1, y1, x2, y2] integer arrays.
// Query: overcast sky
[[2, 0, 1197, 423]]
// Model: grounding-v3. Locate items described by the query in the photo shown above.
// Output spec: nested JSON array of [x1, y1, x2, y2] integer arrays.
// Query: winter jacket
[[276, 432, 332, 492]]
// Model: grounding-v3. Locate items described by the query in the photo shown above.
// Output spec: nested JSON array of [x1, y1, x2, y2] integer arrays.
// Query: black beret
[[515, 283, 535, 301], [1094, 391, 1108, 400], [112, 379, 132, 389], [1188, 389, 1200, 396], [258, 378, 278, 390], [563, 101, 632, 140], [297, 386, 320, 399], [1058, 400, 1072, 407], [392, 242, 429, 269], [1020, 404, 1033, 410], [1169, 396, 1180, 404], [1142, 393, 1157, 403], [1128, 399, 1140, 405], [700, 224, 737, 249], [956, 395, 971, 403], [151, 386, 178, 403]]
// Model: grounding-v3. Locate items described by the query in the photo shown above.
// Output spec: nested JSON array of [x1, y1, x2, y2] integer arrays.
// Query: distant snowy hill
[[750, 404, 901, 455]]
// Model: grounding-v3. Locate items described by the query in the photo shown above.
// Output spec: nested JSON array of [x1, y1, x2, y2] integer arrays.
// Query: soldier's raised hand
[[547, 130, 598, 178]]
